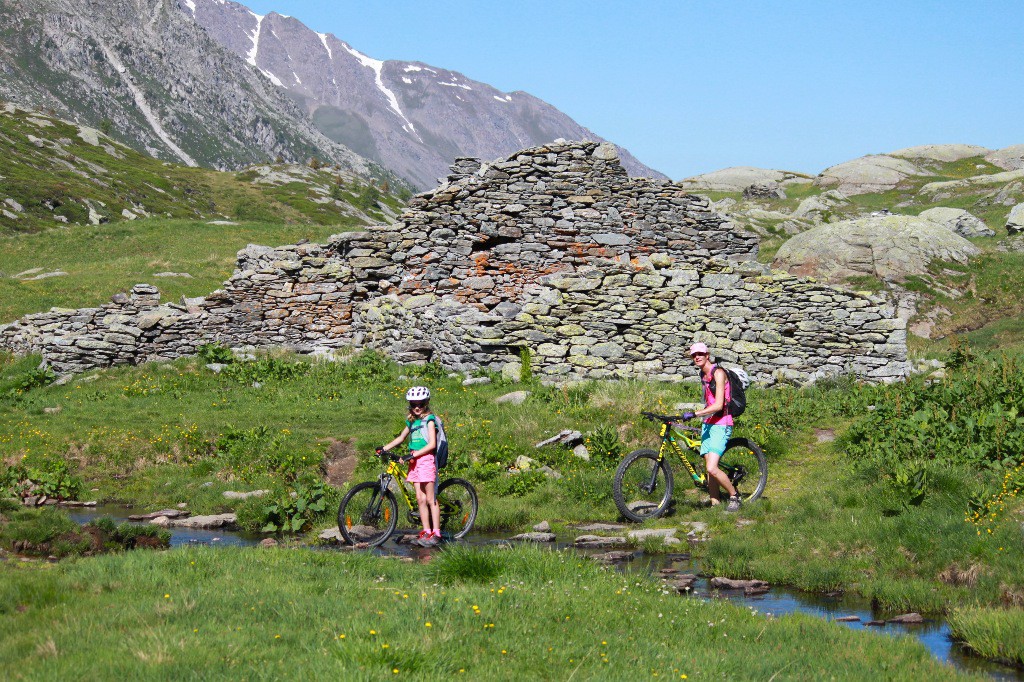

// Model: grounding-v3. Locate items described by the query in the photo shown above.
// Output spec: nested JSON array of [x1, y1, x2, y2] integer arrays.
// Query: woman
[[683, 342, 741, 512]]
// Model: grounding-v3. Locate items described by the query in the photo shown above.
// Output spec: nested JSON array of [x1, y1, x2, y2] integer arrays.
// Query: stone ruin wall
[[0, 141, 909, 384]]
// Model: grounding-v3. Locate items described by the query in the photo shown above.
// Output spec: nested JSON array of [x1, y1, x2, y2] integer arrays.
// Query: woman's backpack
[[707, 365, 749, 418]]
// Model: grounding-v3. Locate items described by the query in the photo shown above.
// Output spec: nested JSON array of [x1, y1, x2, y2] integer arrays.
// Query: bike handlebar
[[640, 411, 699, 432]]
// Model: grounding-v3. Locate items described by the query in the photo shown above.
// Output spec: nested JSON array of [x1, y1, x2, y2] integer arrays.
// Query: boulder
[[774, 214, 980, 282], [985, 144, 1024, 171], [678, 167, 808, 192], [627, 528, 677, 542], [918, 207, 994, 238], [742, 181, 786, 200], [889, 144, 990, 163], [1007, 204, 1024, 235], [532, 521, 551, 532], [815, 155, 927, 196], [792, 190, 848, 221], [535, 430, 584, 448], [223, 490, 270, 500], [494, 390, 529, 405]]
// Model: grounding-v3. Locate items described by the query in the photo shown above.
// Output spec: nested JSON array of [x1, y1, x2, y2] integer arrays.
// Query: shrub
[[259, 482, 331, 533]]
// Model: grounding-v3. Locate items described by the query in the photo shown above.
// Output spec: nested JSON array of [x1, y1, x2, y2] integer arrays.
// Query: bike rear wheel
[[337, 481, 398, 547], [613, 448, 675, 522], [437, 478, 478, 539], [719, 438, 768, 502]]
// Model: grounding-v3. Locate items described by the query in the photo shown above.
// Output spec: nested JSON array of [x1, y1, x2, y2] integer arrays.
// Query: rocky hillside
[[180, 0, 666, 189], [680, 144, 1024, 346], [0, 104, 406, 232], [0, 0, 406, 185]]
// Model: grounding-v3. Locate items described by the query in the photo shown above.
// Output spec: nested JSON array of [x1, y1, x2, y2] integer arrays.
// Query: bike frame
[[380, 459, 418, 512], [656, 421, 708, 487]]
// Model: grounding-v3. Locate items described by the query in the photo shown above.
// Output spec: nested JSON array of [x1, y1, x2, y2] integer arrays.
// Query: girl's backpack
[[433, 416, 450, 468]]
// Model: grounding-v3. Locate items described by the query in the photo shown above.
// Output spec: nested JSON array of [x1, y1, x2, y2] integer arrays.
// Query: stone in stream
[[834, 615, 861, 622], [626, 528, 677, 542], [865, 620, 887, 627], [318, 528, 344, 544], [573, 535, 627, 548], [259, 538, 279, 548], [509, 532, 556, 543], [664, 574, 699, 592], [532, 520, 551, 532], [573, 522, 627, 532], [590, 550, 635, 564], [710, 577, 770, 596], [888, 612, 924, 624], [130, 509, 190, 520], [164, 513, 236, 529]]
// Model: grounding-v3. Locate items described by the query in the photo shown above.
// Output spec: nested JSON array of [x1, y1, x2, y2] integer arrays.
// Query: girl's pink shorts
[[406, 454, 437, 483]]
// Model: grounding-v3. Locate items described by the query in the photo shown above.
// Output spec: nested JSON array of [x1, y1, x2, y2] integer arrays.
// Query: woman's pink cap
[[688, 342, 709, 356]]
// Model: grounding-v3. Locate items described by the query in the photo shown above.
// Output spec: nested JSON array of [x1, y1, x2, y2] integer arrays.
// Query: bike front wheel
[[437, 478, 478, 539], [337, 481, 398, 547], [613, 448, 675, 522], [719, 438, 768, 502]]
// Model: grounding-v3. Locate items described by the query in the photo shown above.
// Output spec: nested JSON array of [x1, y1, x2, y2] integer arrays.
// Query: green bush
[[842, 352, 1024, 471], [259, 482, 332, 533]]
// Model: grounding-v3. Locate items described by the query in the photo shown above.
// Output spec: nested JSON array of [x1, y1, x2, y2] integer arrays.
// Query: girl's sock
[[431, 529, 441, 538]]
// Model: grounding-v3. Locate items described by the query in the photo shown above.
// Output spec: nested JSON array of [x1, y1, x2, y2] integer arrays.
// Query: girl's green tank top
[[406, 414, 436, 451]]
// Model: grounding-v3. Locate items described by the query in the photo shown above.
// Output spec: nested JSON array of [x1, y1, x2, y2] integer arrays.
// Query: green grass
[[0, 107, 406, 235], [0, 219, 361, 322], [0, 546, 980, 680], [949, 607, 1024, 667]]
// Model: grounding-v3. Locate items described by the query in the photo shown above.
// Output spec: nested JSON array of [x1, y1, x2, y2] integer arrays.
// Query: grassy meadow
[[0, 546, 984, 680]]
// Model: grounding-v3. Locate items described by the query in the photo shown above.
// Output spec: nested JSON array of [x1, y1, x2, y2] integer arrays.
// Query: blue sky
[[245, 1, 1022, 179]]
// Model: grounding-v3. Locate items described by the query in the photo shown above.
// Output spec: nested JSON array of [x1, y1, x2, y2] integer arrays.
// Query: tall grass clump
[[948, 607, 1024, 666]]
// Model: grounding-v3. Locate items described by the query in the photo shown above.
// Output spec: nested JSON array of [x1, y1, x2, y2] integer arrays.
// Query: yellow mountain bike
[[613, 411, 767, 522], [337, 448, 478, 547]]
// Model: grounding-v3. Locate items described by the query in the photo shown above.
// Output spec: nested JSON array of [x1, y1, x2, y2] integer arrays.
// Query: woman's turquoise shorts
[[700, 423, 732, 457]]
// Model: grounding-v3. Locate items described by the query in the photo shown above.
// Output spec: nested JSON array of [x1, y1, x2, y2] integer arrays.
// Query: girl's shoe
[[430, 530, 442, 541], [412, 530, 430, 546], [420, 533, 439, 547]]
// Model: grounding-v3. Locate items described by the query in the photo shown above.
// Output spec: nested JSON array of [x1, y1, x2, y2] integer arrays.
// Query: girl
[[381, 386, 441, 546]]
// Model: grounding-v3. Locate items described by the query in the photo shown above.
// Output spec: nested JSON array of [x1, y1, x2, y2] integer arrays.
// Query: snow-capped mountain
[[181, 0, 666, 188]]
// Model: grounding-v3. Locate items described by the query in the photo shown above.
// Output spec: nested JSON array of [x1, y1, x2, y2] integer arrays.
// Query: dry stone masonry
[[0, 141, 909, 384]]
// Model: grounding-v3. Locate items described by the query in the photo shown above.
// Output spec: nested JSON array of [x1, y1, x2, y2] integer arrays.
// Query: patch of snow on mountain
[[493, 95, 507, 102], [183, 0, 196, 15], [318, 32, 333, 60], [260, 69, 283, 87], [403, 65, 421, 72], [341, 43, 423, 143], [402, 77, 412, 84], [438, 82, 472, 91], [246, 11, 264, 67], [293, 72, 302, 85]]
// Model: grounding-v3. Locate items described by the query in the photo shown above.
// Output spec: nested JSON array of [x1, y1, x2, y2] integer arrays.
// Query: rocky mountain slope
[[180, 0, 666, 189], [680, 144, 1024, 345], [0, 104, 405, 232], [0, 0, 405, 187]]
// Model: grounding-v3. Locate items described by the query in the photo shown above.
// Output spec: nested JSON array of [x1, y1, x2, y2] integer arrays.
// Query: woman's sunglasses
[[408, 401, 428, 408]]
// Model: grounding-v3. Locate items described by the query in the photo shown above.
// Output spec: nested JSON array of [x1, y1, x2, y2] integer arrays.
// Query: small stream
[[62, 506, 1022, 680]]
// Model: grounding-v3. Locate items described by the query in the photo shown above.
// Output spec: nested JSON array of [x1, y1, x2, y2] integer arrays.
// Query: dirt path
[[323, 439, 358, 487]]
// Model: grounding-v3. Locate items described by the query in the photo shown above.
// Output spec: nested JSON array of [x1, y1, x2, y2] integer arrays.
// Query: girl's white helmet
[[405, 386, 431, 401]]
